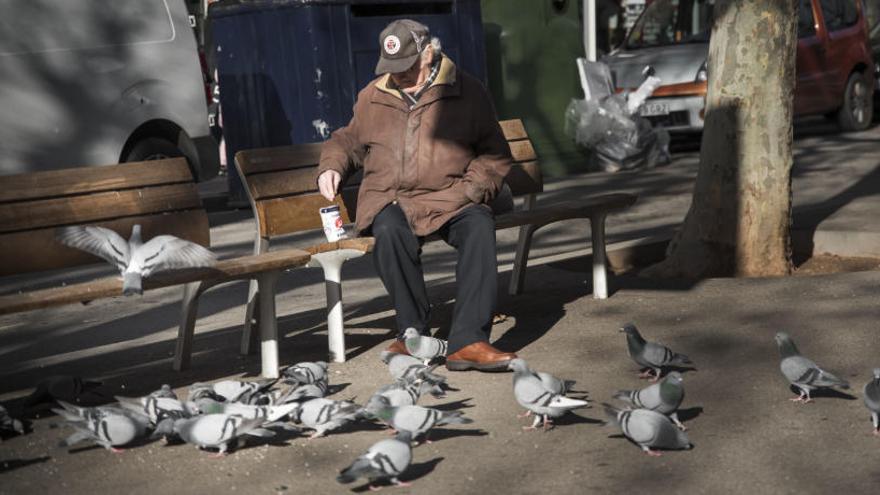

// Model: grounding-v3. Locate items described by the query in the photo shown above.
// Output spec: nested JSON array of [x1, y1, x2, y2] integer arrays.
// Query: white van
[[0, 0, 218, 179]]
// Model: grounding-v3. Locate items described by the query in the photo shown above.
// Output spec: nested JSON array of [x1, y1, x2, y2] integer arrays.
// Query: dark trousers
[[371, 204, 497, 355]]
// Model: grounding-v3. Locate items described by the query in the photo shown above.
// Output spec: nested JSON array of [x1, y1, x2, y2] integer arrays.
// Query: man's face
[[389, 58, 422, 89]]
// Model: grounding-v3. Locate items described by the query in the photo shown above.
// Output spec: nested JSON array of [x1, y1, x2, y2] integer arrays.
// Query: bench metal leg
[[240, 279, 260, 355], [257, 271, 280, 378], [174, 281, 208, 371], [509, 223, 538, 296], [590, 213, 608, 299], [309, 249, 367, 363]]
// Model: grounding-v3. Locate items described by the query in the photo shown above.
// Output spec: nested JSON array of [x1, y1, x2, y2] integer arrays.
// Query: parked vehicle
[[603, 0, 875, 133], [0, 0, 218, 178]]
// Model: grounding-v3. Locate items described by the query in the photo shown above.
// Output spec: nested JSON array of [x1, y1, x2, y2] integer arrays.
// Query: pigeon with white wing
[[57, 224, 216, 296], [509, 359, 589, 431]]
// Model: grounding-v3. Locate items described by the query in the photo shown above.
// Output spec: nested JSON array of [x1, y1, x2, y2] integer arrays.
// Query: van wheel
[[124, 138, 183, 162], [837, 72, 873, 132]]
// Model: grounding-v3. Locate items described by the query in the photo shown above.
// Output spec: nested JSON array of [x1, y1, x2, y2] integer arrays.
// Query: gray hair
[[421, 36, 442, 64]]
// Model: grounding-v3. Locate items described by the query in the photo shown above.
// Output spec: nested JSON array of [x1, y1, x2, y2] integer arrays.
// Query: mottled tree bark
[[645, 0, 797, 278]]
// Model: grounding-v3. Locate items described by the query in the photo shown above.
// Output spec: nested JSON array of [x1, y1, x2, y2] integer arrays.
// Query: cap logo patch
[[383, 35, 401, 55]]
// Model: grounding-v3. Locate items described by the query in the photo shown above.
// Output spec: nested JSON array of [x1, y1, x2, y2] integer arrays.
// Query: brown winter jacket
[[316, 56, 512, 236]]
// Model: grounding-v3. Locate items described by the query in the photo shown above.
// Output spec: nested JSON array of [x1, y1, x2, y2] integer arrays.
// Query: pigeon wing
[[134, 235, 216, 277], [57, 226, 130, 271]]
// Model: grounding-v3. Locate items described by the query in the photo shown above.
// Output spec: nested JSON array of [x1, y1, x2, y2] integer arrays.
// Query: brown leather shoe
[[385, 339, 410, 356], [446, 341, 517, 372]]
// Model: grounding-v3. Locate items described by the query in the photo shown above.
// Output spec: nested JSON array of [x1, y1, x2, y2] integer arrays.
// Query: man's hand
[[317, 170, 342, 202]]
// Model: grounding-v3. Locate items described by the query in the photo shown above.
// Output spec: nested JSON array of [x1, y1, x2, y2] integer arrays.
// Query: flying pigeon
[[774, 332, 849, 403], [364, 395, 473, 443], [337, 431, 414, 490], [167, 414, 274, 456], [57, 224, 216, 296], [613, 371, 686, 430], [380, 351, 446, 385], [0, 404, 25, 438], [509, 359, 589, 430], [402, 327, 448, 363], [372, 380, 445, 408], [281, 361, 329, 386], [291, 398, 362, 439], [603, 403, 692, 456], [52, 401, 150, 452], [620, 323, 692, 381], [864, 368, 880, 435]]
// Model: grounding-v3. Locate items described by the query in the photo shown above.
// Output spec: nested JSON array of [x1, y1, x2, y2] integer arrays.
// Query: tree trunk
[[644, 0, 797, 278]]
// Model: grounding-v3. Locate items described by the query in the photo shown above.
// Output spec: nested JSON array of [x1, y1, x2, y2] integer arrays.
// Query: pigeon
[[380, 351, 447, 385], [337, 431, 414, 490], [0, 404, 25, 438], [403, 327, 448, 363], [188, 379, 277, 404], [372, 380, 445, 408], [115, 395, 193, 425], [613, 371, 686, 430], [283, 382, 329, 402], [193, 399, 300, 423], [291, 398, 363, 439], [168, 414, 275, 456], [23, 375, 104, 407], [52, 401, 150, 452], [620, 323, 692, 381], [603, 403, 692, 456], [57, 224, 216, 296], [281, 361, 329, 386], [364, 395, 473, 442], [509, 359, 589, 430], [864, 368, 880, 435], [774, 332, 850, 403]]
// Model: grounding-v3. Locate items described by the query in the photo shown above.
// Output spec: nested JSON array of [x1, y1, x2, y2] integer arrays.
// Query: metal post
[[309, 249, 367, 363], [590, 213, 608, 299], [584, 0, 597, 61], [257, 272, 280, 378]]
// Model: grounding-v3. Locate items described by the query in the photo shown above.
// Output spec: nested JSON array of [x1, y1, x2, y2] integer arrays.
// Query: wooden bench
[[233, 118, 637, 358], [0, 158, 311, 378]]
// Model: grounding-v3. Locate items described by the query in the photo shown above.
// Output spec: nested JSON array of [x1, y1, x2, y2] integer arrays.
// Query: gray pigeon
[[170, 414, 275, 456], [509, 359, 589, 430], [291, 398, 362, 438], [0, 404, 25, 438], [281, 361, 329, 386], [403, 327, 448, 363], [775, 332, 850, 403], [364, 395, 473, 442], [57, 224, 216, 296], [863, 368, 880, 435], [337, 431, 414, 490], [603, 403, 692, 456], [52, 401, 149, 452], [613, 371, 686, 430], [373, 380, 445, 408], [380, 351, 447, 385], [115, 395, 192, 425], [620, 323, 692, 381]]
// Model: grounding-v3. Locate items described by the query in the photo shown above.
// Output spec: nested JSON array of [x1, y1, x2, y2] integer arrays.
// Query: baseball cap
[[375, 19, 430, 75]]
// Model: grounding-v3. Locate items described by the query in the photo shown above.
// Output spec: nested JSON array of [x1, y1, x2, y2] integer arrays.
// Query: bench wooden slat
[[0, 183, 202, 234], [500, 119, 528, 141], [306, 237, 375, 255], [508, 139, 537, 163], [236, 143, 324, 176], [0, 210, 210, 277], [494, 194, 638, 230], [0, 248, 311, 316], [0, 159, 193, 204]]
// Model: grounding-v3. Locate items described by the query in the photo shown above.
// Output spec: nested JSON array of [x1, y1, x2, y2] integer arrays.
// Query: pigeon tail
[[670, 353, 692, 366], [122, 271, 143, 296], [816, 370, 850, 389], [437, 411, 473, 425], [612, 390, 636, 405]]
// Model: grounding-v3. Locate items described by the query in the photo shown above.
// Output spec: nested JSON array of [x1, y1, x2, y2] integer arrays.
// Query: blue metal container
[[210, 0, 487, 203]]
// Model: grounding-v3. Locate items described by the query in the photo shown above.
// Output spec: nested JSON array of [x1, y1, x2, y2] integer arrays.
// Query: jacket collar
[[372, 56, 459, 108]]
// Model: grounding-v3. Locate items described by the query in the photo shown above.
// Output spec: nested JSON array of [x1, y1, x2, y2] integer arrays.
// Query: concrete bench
[[233, 118, 637, 361], [0, 158, 311, 378]]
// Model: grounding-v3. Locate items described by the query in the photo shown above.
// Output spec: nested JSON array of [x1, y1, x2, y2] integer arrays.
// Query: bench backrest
[[0, 158, 210, 276], [235, 118, 543, 240]]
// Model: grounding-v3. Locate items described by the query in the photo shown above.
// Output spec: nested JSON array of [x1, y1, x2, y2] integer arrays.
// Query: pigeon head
[[664, 371, 683, 385], [394, 430, 414, 444], [364, 395, 392, 417], [507, 359, 529, 373], [619, 323, 641, 337], [402, 327, 420, 340], [774, 332, 800, 357]]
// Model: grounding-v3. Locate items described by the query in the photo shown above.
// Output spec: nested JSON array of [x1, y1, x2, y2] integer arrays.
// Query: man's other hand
[[318, 170, 342, 202]]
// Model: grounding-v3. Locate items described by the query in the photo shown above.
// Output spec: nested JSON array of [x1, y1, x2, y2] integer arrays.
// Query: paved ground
[[1, 121, 879, 494]]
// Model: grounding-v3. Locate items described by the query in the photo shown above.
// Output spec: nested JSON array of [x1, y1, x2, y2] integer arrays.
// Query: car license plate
[[640, 102, 670, 117]]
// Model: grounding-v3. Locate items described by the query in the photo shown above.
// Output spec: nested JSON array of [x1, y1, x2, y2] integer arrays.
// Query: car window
[[799, 0, 817, 37], [819, 0, 859, 31], [625, 0, 714, 49]]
